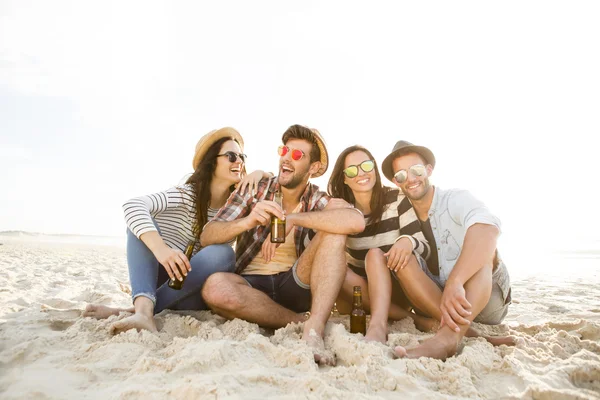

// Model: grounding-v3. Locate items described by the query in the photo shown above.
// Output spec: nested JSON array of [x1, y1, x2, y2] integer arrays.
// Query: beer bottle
[[167, 240, 195, 290], [270, 189, 286, 243], [350, 286, 366, 335]]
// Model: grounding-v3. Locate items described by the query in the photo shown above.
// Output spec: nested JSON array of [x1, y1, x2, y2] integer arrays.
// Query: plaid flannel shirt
[[210, 175, 330, 274]]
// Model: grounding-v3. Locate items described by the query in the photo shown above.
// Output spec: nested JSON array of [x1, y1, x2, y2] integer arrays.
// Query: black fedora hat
[[381, 140, 436, 182]]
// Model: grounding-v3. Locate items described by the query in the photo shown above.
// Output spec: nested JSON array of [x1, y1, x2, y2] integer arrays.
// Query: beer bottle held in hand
[[350, 286, 366, 335], [270, 189, 286, 243], [168, 240, 195, 290]]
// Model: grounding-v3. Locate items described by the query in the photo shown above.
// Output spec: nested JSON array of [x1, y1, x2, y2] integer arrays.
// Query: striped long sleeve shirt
[[346, 188, 430, 276], [122, 184, 218, 253]]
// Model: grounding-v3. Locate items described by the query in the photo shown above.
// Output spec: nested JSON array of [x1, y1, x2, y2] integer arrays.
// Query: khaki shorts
[[416, 256, 512, 325]]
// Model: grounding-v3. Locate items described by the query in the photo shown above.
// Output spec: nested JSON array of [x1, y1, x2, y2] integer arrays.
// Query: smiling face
[[278, 138, 318, 189], [213, 139, 244, 186], [343, 150, 377, 195], [391, 152, 433, 201]]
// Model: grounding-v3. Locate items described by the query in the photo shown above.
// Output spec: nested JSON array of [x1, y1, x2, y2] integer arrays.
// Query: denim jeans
[[126, 226, 235, 314]]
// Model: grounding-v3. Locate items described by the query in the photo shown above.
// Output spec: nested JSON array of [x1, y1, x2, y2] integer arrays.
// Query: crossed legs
[[202, 232, 347, 365], [394, 259, 513, 360]]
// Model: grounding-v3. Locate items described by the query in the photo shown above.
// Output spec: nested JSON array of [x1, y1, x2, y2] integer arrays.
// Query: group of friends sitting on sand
[[84, 124, 514, 365]]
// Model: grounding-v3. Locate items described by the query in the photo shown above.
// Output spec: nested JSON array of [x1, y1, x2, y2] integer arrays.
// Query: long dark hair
[[328, 145, 390, 224], [185, 137, 242, 240]]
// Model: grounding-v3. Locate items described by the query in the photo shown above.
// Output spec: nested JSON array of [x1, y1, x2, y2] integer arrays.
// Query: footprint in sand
[[41, 305, 83, 331], [569, 363, 600, 391]]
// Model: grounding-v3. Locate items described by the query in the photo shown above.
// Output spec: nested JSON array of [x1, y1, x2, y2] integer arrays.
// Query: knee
[[192, 244, 236, 273], [202, 272, 243, 311], [319, 232, 347, 249], [365, 248, 388, 275], [392, 254, 421, 279]]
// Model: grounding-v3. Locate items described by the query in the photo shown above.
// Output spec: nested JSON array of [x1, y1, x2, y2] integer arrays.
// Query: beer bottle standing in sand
[[350, 286, 366, 335], [168, 240, 195, 290], [271, 189, 286, 243]]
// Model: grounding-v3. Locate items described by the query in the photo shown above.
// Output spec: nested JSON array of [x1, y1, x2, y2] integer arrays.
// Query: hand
[[439, 280, 472, 332], [324, 198, 354, 210], [246, 200, 284, 228], [153, 244, 192, 282], [261, 233, 280, 263], [384, 237, 413, 272], [238, 170, 264, 196]]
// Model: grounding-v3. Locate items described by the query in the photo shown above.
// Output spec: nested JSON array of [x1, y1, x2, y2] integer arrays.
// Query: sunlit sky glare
[[1, 1, 599, 256]]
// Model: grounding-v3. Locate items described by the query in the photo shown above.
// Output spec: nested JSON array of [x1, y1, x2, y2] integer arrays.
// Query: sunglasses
[[218, 151, 247, 163], [343, 160, 375, 178], [393, 164, 427, 183], [278, 145, 305, 161]]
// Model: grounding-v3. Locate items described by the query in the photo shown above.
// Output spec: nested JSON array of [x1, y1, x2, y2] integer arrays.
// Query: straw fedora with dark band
[[308, 128, 329, 178], [192, 127, 244, 170], [381, 140, 436, 182]]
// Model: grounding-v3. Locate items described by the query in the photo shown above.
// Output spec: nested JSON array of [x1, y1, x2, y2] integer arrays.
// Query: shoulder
[[307, 182, 330, 200]]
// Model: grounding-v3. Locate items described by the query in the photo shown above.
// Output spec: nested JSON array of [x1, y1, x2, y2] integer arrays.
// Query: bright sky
[[1, 1, 599, 256]]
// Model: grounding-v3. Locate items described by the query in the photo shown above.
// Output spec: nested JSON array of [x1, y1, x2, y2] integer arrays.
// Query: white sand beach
[[1, 234, 599, 399]]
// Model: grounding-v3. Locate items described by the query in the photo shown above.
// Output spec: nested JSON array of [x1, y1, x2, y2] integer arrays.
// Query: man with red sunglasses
[[380, 140, 513, 360], [200, 124, 365, 366]]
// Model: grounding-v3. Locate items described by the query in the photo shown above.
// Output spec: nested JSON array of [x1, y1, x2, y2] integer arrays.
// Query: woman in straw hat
[[84, 127, 271, 333], [328, 145, 436, 342]]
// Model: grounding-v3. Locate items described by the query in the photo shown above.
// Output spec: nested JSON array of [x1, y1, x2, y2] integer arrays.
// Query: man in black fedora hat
[[381, 140, 513, 360]]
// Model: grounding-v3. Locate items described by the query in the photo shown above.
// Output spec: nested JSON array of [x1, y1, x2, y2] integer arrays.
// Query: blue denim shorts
[[242, 262, 311, 313]]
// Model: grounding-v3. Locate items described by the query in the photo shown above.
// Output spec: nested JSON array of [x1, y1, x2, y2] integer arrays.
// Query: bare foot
[[109, 313, 157, 335], [466, 327, 516, 347], [303, 328, 335, 366], [395, 339, 457, 360], [83, 304, 133, 319], [364, 323, 387, 344], [394, 332, 459, 360]]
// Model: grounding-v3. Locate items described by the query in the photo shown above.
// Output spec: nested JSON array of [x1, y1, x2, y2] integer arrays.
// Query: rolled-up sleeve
[[447, 190, 501, 233]]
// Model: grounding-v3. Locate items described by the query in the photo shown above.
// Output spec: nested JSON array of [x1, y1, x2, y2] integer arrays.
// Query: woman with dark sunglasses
[[84, 127, 271, 334], [328, 145, 436, 342]]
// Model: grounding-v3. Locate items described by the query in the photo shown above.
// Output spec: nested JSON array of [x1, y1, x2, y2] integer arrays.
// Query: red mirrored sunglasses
[[277, 145, 305, 161]]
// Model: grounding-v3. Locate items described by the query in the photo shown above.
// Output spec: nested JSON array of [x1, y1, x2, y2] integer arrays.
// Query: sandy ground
[[1, 235, 599, 399]]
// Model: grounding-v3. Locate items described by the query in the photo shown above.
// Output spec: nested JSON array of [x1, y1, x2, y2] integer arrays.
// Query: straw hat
[[308, 128, 329, 178], [192, 127, 244, 170]]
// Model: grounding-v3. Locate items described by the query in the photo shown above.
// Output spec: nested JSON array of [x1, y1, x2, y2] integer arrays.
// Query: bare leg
[[109, 296, 157, 334], [394, 257, 513, 344], [296, 232, 347, 366], [83, 304, 134, 319], [394, 256, 444, 318], [395, 263, 495, 359], [202, 272, 305, 328], [337, 259, 436, 333], [363, 248, 391, 343]]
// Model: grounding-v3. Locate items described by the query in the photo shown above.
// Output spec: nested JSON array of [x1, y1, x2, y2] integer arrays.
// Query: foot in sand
[[364, 323, 387, 344], [83, 304, 133, 319], [394, 333, 459, 360], [467, 327, 516, 347], [303, 328, 335, 366], [109, 313, 157, 335]]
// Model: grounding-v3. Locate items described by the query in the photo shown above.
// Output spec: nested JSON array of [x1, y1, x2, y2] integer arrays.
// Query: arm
[[201, 218, 254, 246], [285, 205, 365, 235], [122, 186, 193, 280], [200, 177, 285, 246], [446, 223, 499, 286], [237, 170, 274, 196], [439, 190, 501, 331], [396, 194, 430, 260]]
